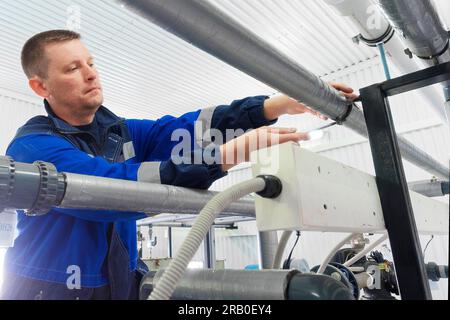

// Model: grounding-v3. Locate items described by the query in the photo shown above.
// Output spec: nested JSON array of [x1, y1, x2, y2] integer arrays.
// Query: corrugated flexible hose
[[149, 177, 266, 300]]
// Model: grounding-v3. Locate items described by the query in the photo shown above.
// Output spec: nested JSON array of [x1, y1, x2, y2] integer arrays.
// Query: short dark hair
[[21, 29, 81, 79]]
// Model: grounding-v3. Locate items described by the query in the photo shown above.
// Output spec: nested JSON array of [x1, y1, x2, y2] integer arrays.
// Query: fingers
[[304, 107, 329, 121], [251, 127, 309, 147], [329, 82, 360, 101], [278, 132, 309, 143], [329, 82, 354, 93], [268, 132, 310, 146], [264, 127, 298, 134], [342, 92, 359, 100]]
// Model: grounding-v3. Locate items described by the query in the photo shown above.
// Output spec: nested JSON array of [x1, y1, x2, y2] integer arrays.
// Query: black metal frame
[[360, 61, 450, 300]]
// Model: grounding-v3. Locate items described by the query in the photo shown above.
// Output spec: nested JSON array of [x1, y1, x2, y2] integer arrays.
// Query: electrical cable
[[282, 231, 301, 269], [272, 230, 293, 269], [423, 235, 434, 258]]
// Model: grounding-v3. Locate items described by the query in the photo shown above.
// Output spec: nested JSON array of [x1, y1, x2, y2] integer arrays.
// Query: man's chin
[[84, 96, 104, 110]]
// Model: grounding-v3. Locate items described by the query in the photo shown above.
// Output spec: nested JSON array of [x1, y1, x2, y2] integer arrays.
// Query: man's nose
[[84, 65, 97, 81]]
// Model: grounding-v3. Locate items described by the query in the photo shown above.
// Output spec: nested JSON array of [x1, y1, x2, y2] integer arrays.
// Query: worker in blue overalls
[[0, 30, 357, 300]]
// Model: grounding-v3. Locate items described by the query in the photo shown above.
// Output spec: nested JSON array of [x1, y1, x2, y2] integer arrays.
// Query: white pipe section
[[325, 0, 448, 124], [324, 0, 391, 41], [317, 233, 358, 274], [344, 234, 389, 267], [272, 230, 293, 269], [149, 177, 266, 300]]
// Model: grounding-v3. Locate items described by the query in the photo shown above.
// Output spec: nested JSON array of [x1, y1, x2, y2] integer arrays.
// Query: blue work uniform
[[1, 96, 275, 300]]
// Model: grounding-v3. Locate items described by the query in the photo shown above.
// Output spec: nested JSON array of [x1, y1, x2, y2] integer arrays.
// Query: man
[[1, 30, 357, 300]]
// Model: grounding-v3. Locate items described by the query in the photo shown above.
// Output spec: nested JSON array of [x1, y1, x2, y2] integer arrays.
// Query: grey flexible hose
[[149, 177, 266, 300]]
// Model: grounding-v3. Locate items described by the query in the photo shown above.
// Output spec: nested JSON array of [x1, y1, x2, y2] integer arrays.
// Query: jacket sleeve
[[7, 134, 226, 222], [126, 95, 276, 161], [207, 95, 277, 143]]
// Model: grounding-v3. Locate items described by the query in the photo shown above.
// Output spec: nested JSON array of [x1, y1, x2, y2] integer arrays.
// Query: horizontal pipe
[[409, 180, 449, 197], [140, 269, 354, 300], [61, 172, 255, 217], [117, 0, 449, 179]]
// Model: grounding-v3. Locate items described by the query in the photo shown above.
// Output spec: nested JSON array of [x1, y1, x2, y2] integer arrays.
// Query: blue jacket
[[4, 96, 274, 288]]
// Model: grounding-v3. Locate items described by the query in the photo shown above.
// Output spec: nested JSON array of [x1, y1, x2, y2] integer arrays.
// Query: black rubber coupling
[[256, 175, 283, 199]]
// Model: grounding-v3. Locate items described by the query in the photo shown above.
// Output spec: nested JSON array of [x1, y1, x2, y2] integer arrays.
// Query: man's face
[[42, 39, 103, 113]]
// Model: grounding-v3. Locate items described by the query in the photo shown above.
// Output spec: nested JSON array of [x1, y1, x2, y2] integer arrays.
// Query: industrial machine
[[1, 0, 449, 300]]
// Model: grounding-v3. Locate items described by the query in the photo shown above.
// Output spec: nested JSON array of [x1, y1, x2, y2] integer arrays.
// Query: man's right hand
[[219, 126, 309, 172]]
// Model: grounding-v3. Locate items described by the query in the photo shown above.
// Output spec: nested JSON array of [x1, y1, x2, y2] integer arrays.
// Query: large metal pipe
[[325, 0, 448, 123], [116, 0, 449, 179], [0, 156, 255, 217], [377, 0, 450, 124], [409, 180, 449, 197], [61, 172, 255, 217], [377, 0, 449, 63], [139, 269, 354, 300]]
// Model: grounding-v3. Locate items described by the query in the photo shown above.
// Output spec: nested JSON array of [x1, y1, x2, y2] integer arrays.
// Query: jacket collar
[[44, 99, 123, 133]]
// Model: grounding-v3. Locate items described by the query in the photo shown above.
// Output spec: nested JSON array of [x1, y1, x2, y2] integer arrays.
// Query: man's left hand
[[263, 82, 359, 121]]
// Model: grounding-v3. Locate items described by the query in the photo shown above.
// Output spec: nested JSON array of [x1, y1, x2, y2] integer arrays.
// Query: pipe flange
[[416, 39, 450, 60], [358, 25, 395, 47], [26, 161, 61, 216], [0, 156, 15, 210]]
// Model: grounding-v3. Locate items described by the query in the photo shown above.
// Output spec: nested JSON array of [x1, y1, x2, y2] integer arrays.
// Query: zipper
[[58, 120, 123, 158], [59, 131, 102, 156]]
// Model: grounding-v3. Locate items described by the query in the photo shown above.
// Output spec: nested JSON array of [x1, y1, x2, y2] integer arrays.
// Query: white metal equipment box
[[251, 142, 448, 235]]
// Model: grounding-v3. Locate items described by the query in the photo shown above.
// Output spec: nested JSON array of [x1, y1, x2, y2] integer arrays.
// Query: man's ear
[[29, 76, 49, 98]]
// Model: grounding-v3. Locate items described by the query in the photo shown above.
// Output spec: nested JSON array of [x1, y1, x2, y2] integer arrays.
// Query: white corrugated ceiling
[[1, 0, 449, 119]]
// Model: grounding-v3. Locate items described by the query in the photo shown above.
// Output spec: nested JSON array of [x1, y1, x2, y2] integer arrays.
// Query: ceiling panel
[[0, 0, 448, 119]]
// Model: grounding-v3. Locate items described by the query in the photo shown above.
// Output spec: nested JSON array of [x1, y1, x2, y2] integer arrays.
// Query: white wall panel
[[0, 90, 43, 154]]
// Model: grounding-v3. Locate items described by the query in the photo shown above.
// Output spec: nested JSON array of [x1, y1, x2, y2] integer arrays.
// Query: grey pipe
[[140, 269, 354, 300], [409, 180, 449, 197], [0, 156, 65, 215], [116, 0, 449, 179], [377, 0, 449, 61], [325, 0, 449, 123], [0, 156, 255, 218], [377, 0, 450, 112], [61, 172, 255, 217], [258, 231, 279, 269]]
